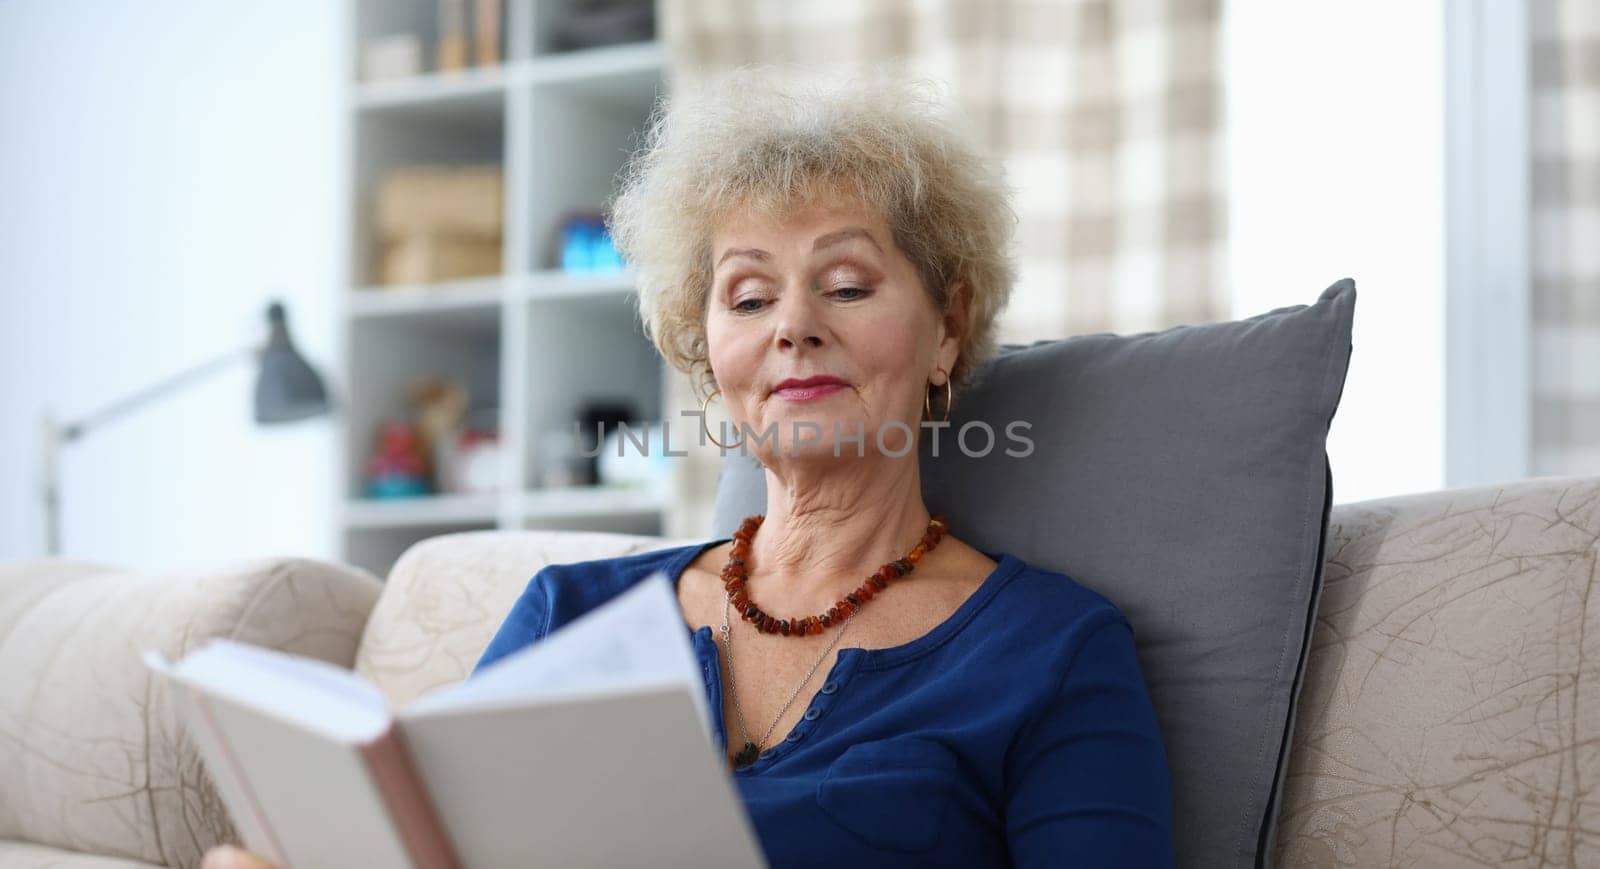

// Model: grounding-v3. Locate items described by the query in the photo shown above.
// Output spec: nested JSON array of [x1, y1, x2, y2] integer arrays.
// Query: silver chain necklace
[[720, 593, 856, 769]]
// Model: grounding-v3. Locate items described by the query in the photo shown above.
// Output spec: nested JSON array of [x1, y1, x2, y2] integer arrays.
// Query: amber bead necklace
[[718, 512, 948, 769], [719, 513, 948, 636]]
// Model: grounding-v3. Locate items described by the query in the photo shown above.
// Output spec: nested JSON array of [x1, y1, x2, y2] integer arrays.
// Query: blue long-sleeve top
[[473, 539, 1175, 868]]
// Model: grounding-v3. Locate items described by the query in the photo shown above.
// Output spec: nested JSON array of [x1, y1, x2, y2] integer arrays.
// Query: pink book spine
[[358, 723, 464, 869]]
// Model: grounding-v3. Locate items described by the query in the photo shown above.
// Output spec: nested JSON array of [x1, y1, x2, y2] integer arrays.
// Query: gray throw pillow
[[712, 278, 1356, 869]]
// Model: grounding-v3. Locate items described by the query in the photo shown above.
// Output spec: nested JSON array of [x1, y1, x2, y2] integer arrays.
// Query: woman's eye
[[832, 287, 868, 300], [733, 297, 766, 313]]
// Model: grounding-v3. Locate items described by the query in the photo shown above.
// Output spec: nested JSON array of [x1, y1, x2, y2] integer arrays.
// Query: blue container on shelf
[[561, 220, 596, 271], [590, 229, 625, 271], [558, 213, 626, 273]]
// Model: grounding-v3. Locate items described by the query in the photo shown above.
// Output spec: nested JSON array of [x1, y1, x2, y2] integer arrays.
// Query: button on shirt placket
[[785, 679, 840, 744], [744, 669, 851, 769]]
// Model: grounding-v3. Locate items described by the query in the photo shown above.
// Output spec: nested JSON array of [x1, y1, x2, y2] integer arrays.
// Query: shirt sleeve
[[1004, 614, 1176, 868], [471, 567, 554, 676]]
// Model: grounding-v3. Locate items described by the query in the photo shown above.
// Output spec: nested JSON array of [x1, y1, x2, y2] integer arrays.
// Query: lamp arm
[[39, 342, 262, 555], [58, 344, 260, 443]]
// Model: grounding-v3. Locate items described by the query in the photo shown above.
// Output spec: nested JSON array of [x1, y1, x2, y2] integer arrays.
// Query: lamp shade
[[254, 301, 331, 424]]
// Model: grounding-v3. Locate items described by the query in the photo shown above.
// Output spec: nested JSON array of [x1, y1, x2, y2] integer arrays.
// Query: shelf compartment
[[345, 314, 502, 500], [519, 290, 662, 493], [352, 98, 504, 287], [523, 78, 658, 272]]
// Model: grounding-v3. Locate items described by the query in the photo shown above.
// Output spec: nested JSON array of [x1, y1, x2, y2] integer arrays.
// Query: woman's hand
[[201, 845, 279, 869]]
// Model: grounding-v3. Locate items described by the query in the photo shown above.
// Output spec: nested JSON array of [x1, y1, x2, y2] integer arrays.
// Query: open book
[[145, 572, 767, 869]]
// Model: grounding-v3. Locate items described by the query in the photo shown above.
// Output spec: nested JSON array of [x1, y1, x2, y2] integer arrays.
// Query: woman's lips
[[773, 382, 848, 402]]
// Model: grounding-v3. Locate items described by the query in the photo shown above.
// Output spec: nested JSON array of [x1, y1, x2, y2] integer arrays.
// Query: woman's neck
[[747, 455, 934, 615]]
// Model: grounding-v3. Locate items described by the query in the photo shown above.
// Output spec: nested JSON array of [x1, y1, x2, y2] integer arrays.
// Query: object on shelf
[[375, 165, 504, 285], [364, 422, 432, 498], [378, 166, 503, 237], [437, 0, 469, 72], [598, 421, 674, 494], [439, 427, 502, 493], [547, 0, 655, 52], [409, 375, 470, 483], [473, 0, 502, 66], [557, 211, 625, 273], [362, 34, 424, 82], [577, 401, 636, 484], [381, 237, 501, 285], [538, 427, 593, 488]]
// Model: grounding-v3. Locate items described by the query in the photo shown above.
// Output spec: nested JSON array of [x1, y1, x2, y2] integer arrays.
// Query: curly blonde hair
[[607, 66, 1017, 399]]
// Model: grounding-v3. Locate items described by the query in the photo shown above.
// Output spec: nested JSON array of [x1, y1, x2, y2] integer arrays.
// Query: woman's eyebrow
[[715, 227, 881, 269], [716, 247, 770, 268], [812, 227, 882, 254]]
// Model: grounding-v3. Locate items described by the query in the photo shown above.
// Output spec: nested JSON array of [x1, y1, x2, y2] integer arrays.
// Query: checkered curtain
[[1531, 0, 1600, 473], [654, 0, 1227, 538], [659, 0, 1228, 342]]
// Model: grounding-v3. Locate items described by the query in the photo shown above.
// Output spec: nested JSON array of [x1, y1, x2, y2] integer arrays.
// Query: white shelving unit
[[337, 0, 670, 576]]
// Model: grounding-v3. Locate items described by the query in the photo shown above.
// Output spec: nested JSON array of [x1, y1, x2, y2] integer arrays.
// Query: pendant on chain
[[733, 742, 762, 769]]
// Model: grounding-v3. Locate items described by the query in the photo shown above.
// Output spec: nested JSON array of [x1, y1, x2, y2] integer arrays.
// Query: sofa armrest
[[1273, 475, 1600, 865], [0, 556, 382, 869]]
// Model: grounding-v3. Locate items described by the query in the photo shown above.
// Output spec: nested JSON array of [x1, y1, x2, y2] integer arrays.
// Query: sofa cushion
[[713, 279, 1356, 868], [356, 529, 697, 705], [1274, 475, 1600, 866], [0, 557, 381, 868]]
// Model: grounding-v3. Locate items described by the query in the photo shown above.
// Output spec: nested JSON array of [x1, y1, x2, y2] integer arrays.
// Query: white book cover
[[146, 571, 767, 869]]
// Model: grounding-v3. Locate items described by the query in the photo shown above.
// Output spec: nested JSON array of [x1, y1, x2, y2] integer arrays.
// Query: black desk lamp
[[39, 300, 331, 555]]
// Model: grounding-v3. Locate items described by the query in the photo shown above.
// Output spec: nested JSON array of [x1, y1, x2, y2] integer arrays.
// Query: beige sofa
[[1, 475, 1596, 868]]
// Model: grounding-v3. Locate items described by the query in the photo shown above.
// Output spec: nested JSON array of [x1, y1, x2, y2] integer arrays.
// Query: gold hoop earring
[[923, 369, 953, 423], [700, 389, 745, 449]]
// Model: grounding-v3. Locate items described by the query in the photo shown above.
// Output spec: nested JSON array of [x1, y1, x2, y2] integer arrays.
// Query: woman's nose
[[773, 290, 825, 350]]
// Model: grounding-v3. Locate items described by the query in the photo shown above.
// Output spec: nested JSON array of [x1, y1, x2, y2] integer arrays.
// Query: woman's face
[[705, 195, 963, 465]]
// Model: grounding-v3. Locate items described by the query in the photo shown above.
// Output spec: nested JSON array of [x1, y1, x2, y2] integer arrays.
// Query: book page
[[145, 641, 392, 743], [404, 571, 711, 740]]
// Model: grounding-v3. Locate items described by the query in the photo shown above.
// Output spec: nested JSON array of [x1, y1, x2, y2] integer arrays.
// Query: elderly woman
[[205, 70, 1173, 869]]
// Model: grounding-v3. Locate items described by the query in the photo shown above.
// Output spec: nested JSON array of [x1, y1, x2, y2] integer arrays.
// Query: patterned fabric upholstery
[[355, 529, 697, 706], [1273, 476, 1600, 866], [0, 557, 382, 869]]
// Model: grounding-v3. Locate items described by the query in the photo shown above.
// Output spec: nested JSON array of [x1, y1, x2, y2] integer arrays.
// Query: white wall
[[1225, 0, 1448, 504], [0, 3, 345, 569]]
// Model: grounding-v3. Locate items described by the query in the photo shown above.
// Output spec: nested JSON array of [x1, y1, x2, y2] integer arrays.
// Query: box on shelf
[[380, 234, 502, 285], [377, 166, 503, 237], [374, 165, 504, 285], [362, 34, 424, 82]]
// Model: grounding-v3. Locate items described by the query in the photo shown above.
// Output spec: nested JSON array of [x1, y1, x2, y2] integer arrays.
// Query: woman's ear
[[936, 282, 969, 381]]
